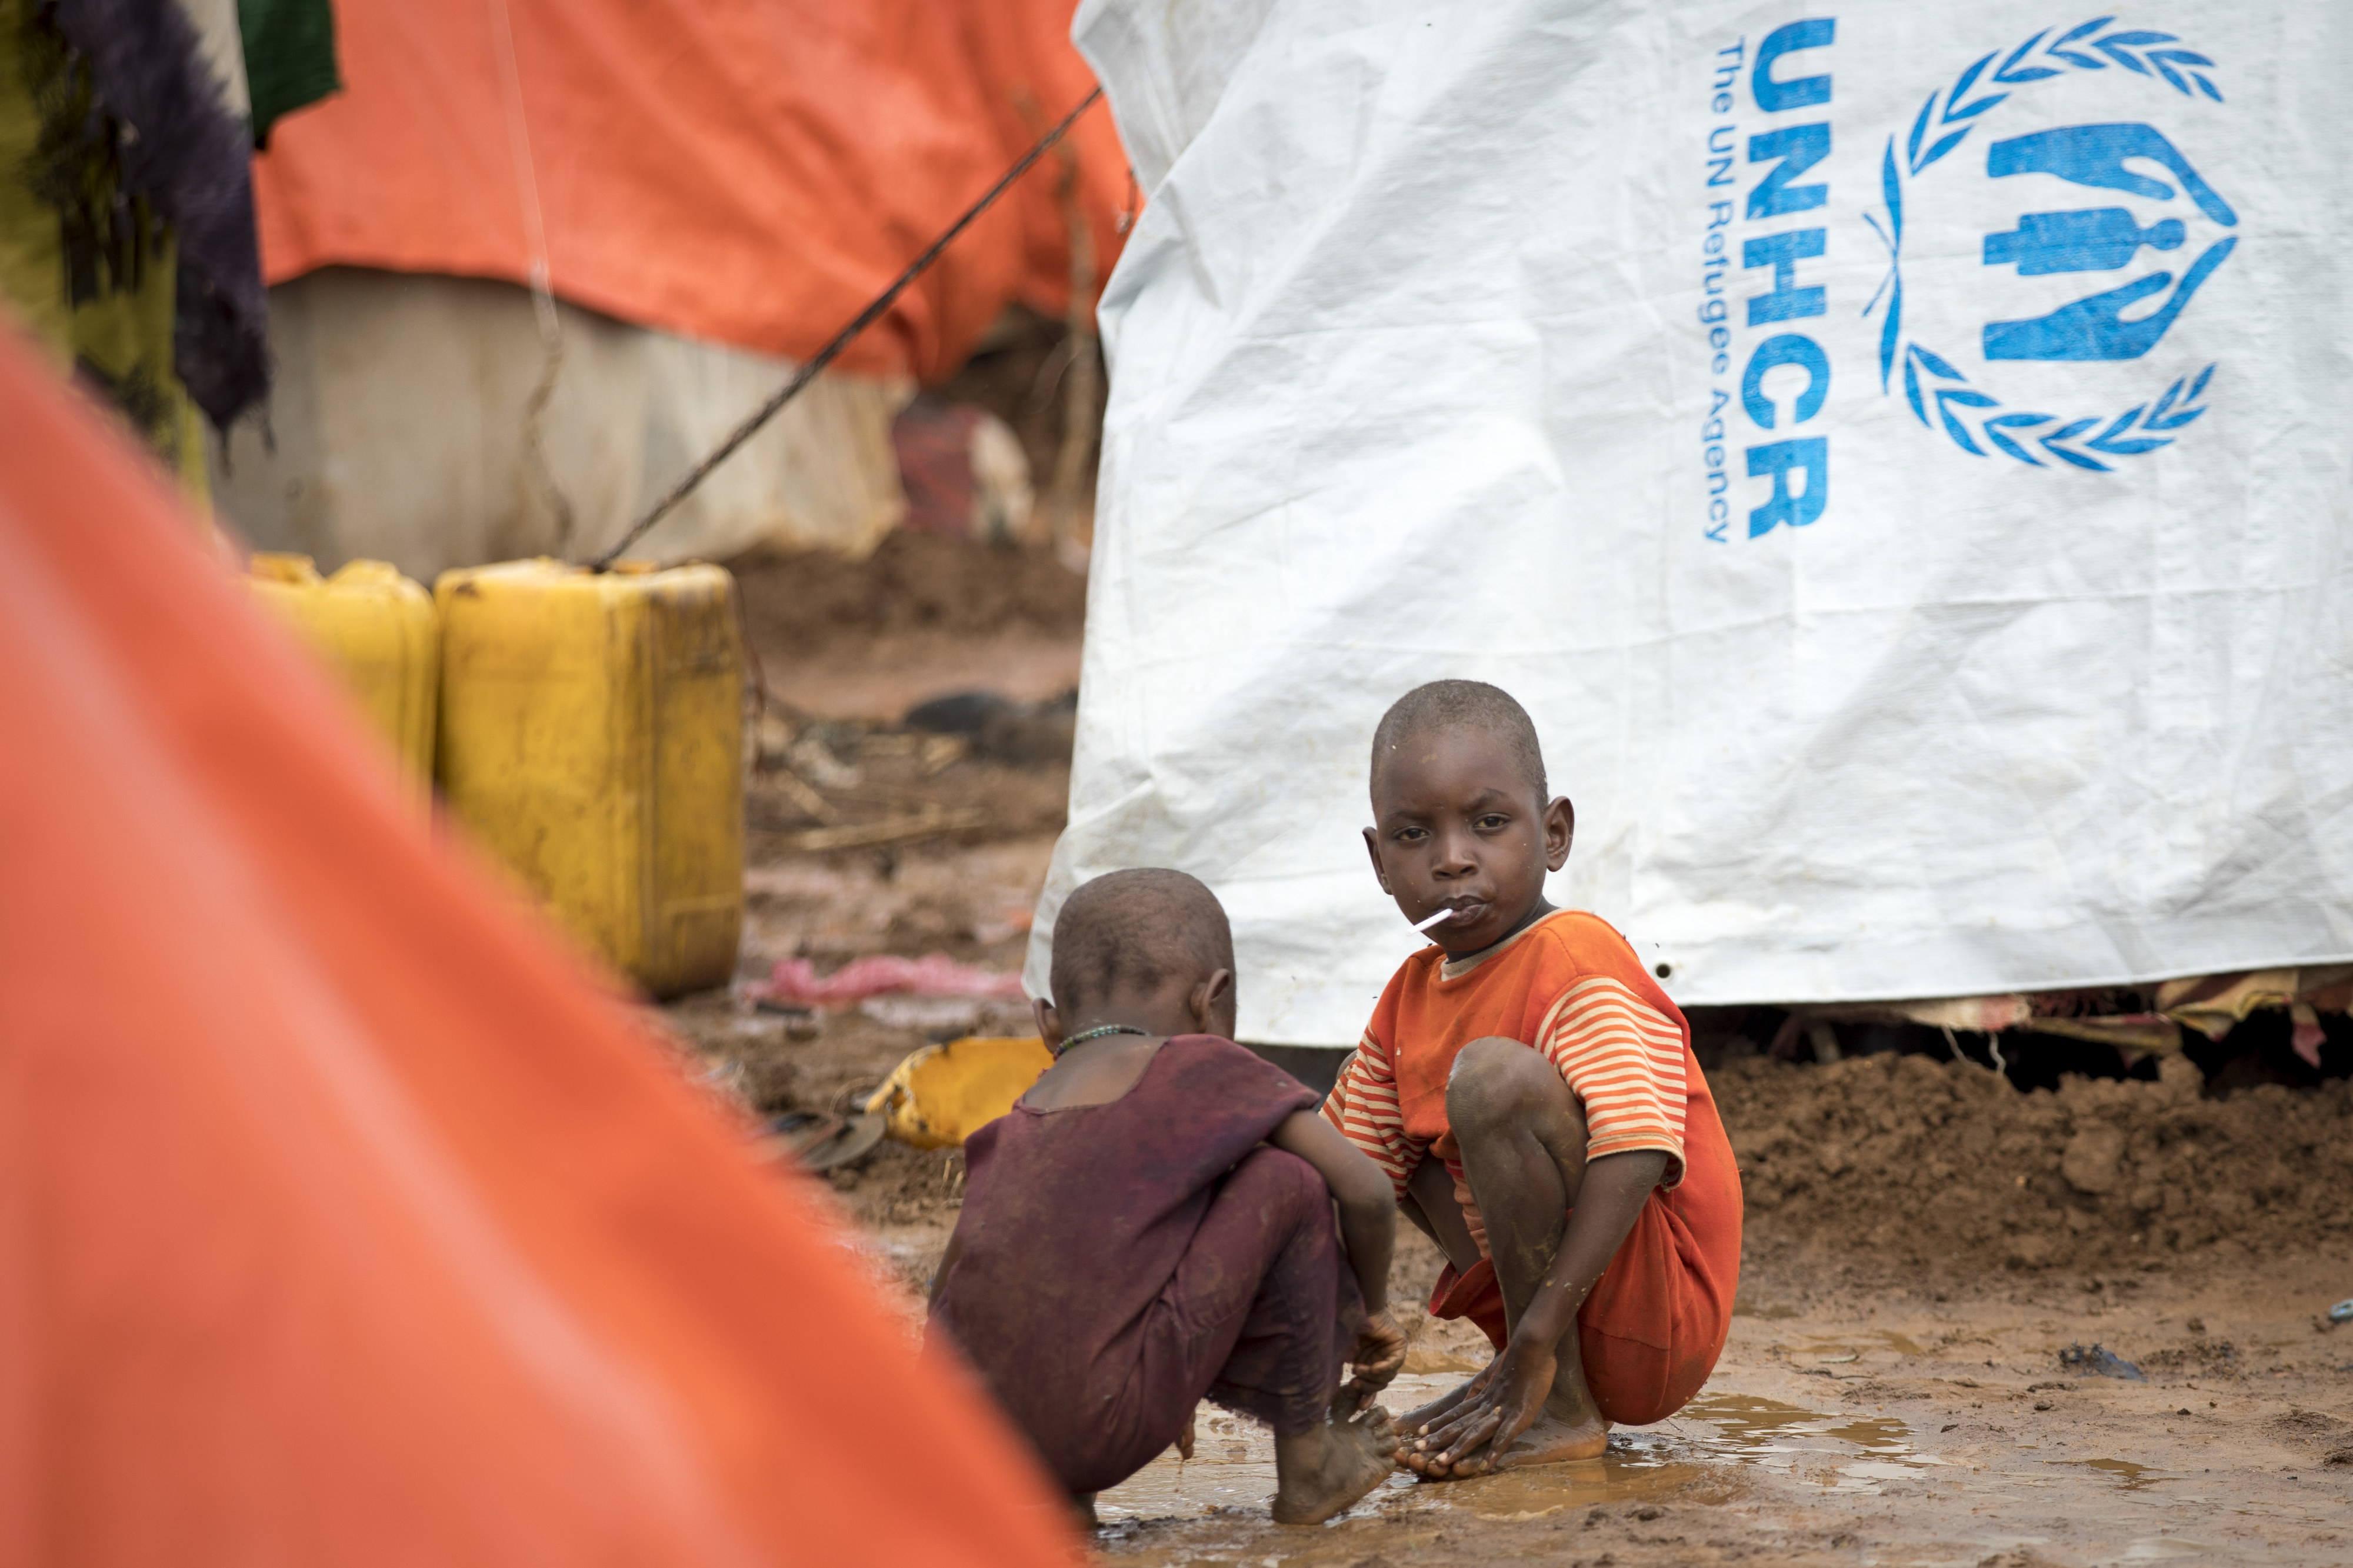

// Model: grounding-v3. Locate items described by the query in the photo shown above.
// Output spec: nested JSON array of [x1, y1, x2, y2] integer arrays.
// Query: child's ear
[[1361, 826, 1393, 893], [1032, 995, 1062, 1049], [1544, 796, 1575, 872], [1189, 968, 1235, 1033]]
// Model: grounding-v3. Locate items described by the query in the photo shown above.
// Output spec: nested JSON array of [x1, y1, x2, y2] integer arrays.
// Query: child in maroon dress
[[928, 869, 1405, 1524]]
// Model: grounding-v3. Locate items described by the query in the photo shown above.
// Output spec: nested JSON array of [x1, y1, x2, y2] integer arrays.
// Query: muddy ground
[[665, 536, 2353, 1567]]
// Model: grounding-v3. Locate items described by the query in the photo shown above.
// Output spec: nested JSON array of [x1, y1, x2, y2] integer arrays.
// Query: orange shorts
[[1426, 1160, 1741, 1427]]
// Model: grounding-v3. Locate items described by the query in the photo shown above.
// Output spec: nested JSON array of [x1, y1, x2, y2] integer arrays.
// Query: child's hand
[[1412, 1330, 1556, 1474], [1350, 1308, 1408, 1387]]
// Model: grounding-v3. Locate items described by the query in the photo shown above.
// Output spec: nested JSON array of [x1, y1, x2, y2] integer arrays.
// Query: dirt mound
[[734, 531, 1086, 659], [1715, 1052, 2353, 1273], [2266, 1406, 2353, 1456]]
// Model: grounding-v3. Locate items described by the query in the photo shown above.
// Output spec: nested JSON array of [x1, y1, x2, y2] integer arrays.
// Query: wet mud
[[1091, 1242, 2353, 1567], [1096, 1380, 1928, 1526]]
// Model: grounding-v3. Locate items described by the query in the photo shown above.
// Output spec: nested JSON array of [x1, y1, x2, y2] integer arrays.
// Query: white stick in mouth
[[1413, 907, 1459, 933]]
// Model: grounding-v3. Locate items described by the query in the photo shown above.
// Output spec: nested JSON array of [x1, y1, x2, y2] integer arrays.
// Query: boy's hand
[[1412, 1330, 1556, 1474], [1349, 1308, 1408, 1387]]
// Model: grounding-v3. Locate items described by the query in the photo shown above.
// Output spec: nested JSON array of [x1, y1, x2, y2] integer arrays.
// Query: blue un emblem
[[1867, 21, 2231, 470]]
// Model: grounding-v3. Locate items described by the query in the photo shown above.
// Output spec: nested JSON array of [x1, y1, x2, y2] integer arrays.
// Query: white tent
[[1029, 0, 2353, 1046]]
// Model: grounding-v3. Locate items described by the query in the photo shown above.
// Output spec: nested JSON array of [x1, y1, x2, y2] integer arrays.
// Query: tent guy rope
[[588, 85, 1106, 571]]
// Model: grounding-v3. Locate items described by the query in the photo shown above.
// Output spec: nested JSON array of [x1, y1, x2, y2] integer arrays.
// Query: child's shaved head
[[1050, 868, 1236, 1014], [1371, 680, 1548, 803]]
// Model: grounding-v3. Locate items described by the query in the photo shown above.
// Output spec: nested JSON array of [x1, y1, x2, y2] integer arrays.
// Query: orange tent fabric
[[0, 326, 1075, 1562], [252, 1, 1127, 383]]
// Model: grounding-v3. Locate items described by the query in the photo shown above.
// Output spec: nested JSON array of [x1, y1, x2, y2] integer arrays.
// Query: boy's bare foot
[[1270, 1410, 1400, 1525], [1403, 1408, 1610, 1479]]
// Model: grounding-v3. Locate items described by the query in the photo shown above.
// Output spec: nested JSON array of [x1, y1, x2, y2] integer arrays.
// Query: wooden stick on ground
[[785, 806, 988, 853], [769, 766, 840, 823]]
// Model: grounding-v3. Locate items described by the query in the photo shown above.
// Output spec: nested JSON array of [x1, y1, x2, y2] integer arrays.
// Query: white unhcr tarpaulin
[[1028, 0, 2353, 1045]]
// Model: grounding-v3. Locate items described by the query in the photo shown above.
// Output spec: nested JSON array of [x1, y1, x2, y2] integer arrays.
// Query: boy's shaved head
[[1050, 868, 1235, 1013], [1371, 680, 1548, 803]]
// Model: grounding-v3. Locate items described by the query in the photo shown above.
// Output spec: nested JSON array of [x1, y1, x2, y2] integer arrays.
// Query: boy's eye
[[1475, 814, 1511, 831], [1394, 826, 1429, 843]]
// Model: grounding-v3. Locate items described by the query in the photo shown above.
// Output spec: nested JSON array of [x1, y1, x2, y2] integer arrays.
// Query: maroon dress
[[928, 1035, 1364, 1495]]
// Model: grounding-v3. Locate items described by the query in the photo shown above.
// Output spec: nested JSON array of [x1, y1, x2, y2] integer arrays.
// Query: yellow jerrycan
[[865, 1036, 1055, 1149], [246, 553, 439, 792], [434, 558, 744, 999]]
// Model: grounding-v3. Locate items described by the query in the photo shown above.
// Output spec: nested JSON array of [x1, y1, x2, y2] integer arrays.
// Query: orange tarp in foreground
[[0, 326, 1074, 1563], [253, 0, 1127, 383]]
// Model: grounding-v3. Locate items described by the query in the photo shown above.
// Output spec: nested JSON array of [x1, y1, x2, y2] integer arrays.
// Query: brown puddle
[[2054, 1457, 2165, 1491], [1092, 1376, 1450, 1524], [1094, 1378, 1939, 1526]]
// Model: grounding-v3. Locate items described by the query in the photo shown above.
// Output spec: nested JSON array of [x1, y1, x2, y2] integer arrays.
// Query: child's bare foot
[[1270, 1409, 1400, 1525], [1404, 1408, 1610, 1479]]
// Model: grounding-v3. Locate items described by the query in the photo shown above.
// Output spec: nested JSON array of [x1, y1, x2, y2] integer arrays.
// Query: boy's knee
[[1446, 1036, 1560, 1133]]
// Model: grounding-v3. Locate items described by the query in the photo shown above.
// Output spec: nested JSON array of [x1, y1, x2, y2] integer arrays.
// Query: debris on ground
[[905, 687, 1079, 765], [745, 952, 1026, 1009], [2058, 1343, 2146, 1381], [767, 1110, 887, 1172]]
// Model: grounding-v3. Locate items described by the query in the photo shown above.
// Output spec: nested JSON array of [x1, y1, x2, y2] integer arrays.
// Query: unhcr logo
[[1699, 16, 2232, 543], [1867, 18, 2232, 472]]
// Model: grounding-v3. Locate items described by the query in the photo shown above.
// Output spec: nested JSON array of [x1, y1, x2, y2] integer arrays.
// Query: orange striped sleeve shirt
[[1321, 911, 1691, 1197], [1534, 976, 1687, 1176], [1319, 1027, 1427, 1199]]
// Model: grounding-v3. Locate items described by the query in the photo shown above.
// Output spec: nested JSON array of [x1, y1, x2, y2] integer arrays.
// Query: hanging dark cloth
[[48, 0, 269, 429]]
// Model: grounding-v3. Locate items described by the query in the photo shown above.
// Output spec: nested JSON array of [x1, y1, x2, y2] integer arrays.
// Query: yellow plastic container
[[865, 1036, 1055, 1149], [434, 558, 744, 998], [247, 553, 439, 791]]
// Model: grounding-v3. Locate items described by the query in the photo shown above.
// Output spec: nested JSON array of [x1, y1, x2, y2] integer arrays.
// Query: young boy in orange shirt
[[1322, 680, 1743, 1477]]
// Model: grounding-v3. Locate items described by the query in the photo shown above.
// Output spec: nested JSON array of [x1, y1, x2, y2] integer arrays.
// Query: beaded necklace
[[1051, 1022, 1152, 1058]]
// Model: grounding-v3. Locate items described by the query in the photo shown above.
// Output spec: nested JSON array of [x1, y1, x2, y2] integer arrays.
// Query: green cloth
[[237, 0, 336, 146]]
